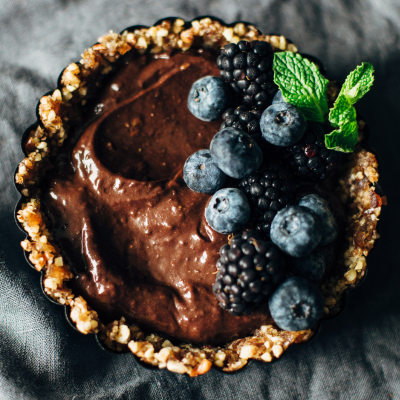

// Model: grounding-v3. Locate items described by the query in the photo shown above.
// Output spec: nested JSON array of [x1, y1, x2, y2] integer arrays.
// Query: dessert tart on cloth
[[15, 17, 384, 377]]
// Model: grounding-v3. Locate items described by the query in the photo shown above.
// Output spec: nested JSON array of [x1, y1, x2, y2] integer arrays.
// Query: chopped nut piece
[[54, 256, 63, 267], [345, 269, 357, 283], [272, 345, 283, 358], [240, 345, 259, 359], [115, 325, 131, 344], [154, 347, 172, 363], [189, 359, 212, 377], [167, 360, 188, 374], [261, 352, 273, 362]]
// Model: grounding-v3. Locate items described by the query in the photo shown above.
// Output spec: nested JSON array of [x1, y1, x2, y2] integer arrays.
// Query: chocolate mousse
[[42, 49, 275, 345]]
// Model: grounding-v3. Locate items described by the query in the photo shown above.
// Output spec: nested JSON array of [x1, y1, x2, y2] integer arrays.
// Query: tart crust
[[15, 18, 383, 376]]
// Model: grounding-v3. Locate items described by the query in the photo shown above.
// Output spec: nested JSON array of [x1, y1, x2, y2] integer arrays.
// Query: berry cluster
[[212, 230, 285, 316], [217, 41, 277, 107], [184, 46, 344, 332]]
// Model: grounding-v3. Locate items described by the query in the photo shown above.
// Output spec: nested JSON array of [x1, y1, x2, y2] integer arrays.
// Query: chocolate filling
[[43, 50, 275, 345]]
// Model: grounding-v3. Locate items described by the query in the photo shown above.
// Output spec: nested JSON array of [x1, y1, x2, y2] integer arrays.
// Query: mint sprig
[[272, 53, 374, 153], [273, 52, 329, 123], [326, 62, 374, 152]]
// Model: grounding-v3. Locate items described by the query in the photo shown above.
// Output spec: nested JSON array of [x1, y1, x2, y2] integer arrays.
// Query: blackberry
[[283, 122, 340, 180], [220, 106, 283, 159], [217, 40, 277, 107], [239, 164, 295, 237], [221, 106, 263, 135], [212, 230, 286, 316]]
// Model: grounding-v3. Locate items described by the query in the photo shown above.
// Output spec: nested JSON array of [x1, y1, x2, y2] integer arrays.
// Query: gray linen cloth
[[1, 0, 399, 399]]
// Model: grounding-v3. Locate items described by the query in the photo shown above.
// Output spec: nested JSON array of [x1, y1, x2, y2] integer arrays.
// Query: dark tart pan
[[14, 16, 383, 375]]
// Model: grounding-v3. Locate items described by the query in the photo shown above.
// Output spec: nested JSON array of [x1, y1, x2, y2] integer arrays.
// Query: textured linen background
[[1, 0, 399, 399]]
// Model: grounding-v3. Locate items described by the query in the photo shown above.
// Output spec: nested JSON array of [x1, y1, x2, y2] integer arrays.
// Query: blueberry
[[210, 127, 263, 179], [298, 194, 338, 246], [272, 89, 286, 104], [269, 276, 324, 331], [260, 103, 306, 147], [205, 188, 250, 234], [270, 206, 322, 257], [183, 150, 226, 193], [288, 246, 333, 282], [187, 76, 231, 121]]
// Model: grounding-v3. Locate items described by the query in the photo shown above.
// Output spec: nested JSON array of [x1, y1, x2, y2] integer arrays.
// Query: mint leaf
[[328, 94, 356, 127], [326, 62, 374, 152], [325, 120, 358, 152], [273, 52, 329, 123], [340, 62, 374, 105]]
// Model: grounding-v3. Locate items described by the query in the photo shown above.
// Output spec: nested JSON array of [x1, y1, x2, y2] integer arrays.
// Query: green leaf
[[273, 52, 329, 123], [326, 62, 374, 152], [328, 94, 356, 127], [325, 120, 358, 152], [340, 62, 374, 105]]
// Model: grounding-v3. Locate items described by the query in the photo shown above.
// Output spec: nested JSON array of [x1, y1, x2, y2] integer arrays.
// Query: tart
[[14, 17, 384, 376]]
